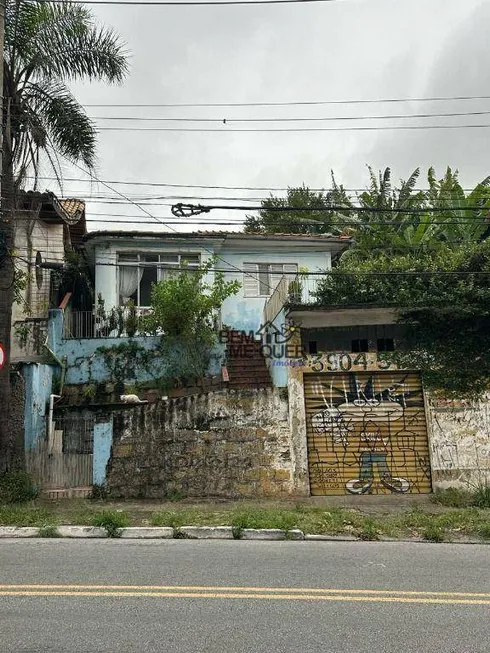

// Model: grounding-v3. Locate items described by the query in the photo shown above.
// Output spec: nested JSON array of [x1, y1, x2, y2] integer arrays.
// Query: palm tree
[[0, 0, 129, 471]]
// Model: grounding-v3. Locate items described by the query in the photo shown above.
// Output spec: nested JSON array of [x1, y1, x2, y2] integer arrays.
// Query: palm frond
[[25, 79, 97, 169]]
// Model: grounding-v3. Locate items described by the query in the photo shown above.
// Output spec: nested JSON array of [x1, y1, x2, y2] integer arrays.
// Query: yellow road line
[[1, 585, 490, 599], [1, 590, 490, 605]]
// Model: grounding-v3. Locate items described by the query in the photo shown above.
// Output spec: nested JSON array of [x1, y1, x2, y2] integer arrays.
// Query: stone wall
[[9, 371, 26, 465], [107, 388, 295, 499], [427, 395, 490, 488]]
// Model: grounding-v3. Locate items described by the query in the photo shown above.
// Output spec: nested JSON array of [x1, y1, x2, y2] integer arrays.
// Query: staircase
[[225, 331, 272, 390]]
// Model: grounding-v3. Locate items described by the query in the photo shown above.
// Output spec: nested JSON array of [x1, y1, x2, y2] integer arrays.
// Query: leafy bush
[[0, 471, 38, 503]]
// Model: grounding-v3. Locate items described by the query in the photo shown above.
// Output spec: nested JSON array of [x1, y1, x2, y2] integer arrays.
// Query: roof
[[19, 190, 85, 227], [59, 198, 85, 225], [84, 230, 352, 244]]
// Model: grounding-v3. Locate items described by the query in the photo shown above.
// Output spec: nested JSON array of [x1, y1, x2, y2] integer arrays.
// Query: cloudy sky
[[44, 0, 490, 232]]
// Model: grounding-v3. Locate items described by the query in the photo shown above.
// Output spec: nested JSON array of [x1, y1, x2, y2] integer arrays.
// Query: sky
[[40, 0, 490, 233]]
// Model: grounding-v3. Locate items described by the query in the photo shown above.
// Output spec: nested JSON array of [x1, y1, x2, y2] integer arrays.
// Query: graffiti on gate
[[307, 372, 431, 495]]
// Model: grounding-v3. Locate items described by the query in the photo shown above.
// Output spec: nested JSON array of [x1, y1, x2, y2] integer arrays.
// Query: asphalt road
[[1, 539, 489, 653]]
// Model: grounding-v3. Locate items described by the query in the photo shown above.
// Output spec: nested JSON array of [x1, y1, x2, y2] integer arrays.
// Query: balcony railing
[[63, 307, 152, 339], [263, 274, 324, 322]]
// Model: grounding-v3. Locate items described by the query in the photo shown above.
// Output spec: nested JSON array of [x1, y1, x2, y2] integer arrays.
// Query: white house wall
[[94, 241, 215, 312], [219, 249, 331, 332], [93, 238, 332, 332]]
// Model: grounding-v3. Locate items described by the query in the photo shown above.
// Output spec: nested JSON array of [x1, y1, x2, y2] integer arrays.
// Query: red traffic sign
[[0, 344, 4, 370]]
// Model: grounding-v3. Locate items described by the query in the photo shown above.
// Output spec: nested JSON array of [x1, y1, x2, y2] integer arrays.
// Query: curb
[[0, 526, 487, 544]]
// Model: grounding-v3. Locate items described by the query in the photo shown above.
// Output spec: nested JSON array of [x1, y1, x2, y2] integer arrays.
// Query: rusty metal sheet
[[304, 371, 432, 496]]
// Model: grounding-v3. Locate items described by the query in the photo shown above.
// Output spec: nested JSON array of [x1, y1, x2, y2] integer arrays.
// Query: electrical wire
[[22, 175, 482, 193], [13, 253, 490, 276], [83, 94, 490, 108], [43, 0, 344, 6], [89, 109, 490, 123], [94, 123, 490, 132]]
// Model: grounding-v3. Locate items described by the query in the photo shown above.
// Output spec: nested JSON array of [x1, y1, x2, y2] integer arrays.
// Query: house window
[[243, 263, 298, 297], [351, 339, 369, 353], [118, 252, 200, 307], [377, 337, 395, 352]]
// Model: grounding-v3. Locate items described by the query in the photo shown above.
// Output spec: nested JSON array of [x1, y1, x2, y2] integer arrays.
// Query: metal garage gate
[[304, 371, 432, 495]]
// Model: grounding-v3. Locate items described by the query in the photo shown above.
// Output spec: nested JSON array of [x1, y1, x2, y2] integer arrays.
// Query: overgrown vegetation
[[0, 498, 490, 542], [315, 240, 490, 395], [88, 509, 130, 537], [0, 471, 38, 503]]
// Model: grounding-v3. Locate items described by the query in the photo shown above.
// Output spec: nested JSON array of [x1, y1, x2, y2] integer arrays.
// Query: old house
[[11, 191, 86, 361], [82, 230, 351, 333]]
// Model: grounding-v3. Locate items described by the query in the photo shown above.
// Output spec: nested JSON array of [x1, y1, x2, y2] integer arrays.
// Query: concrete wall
[[11, 214, 65, 359], [93, 417, 114, 486], [427, 396, 490, 488], [107, 389, 299, 499], [22, 363, 54, 450], [48, 310, 225, 386]]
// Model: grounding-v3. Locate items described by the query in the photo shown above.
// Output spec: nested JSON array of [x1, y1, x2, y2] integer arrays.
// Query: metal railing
[[263, 274, 323, 321], [53, 414, 95, 455], [63, 307, 153, 339], [13, 318, 49, 357], [263, 276, 290, 325]]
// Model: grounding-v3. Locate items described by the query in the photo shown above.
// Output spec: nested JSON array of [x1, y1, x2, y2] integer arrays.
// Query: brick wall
[[107, 388, 294, 499]]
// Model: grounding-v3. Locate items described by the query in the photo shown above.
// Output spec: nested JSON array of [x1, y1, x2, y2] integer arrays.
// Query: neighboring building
[[262, 285, 490, 498], [83, 231, 351, 333], [11, 191, 86, 361]]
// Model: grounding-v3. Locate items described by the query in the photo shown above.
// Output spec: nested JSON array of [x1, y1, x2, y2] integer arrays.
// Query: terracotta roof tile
[[59, 198, 85, 224]]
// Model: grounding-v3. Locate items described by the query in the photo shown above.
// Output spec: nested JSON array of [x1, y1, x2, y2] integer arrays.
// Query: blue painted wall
[[93, 418, 113, 486], [23, 363, 54, 450], [218, 250, 331, 333], [48, 310, 224, 385]]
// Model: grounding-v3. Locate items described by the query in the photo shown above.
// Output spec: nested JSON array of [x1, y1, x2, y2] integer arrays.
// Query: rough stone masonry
[[108, 388, 295, 499]]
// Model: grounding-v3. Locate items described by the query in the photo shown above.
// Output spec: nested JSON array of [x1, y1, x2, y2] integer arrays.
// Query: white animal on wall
[[120, 394, 148, 404]]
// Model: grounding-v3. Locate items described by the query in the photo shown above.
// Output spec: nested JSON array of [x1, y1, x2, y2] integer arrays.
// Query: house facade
[[83, 231, 351, 333], [11, 191, 86, 361], [261, 284, 490, 497]]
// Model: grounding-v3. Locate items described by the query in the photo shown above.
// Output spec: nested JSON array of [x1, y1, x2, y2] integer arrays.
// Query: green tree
[[314, 241, 490, 396], [0, 0, 129, 471], [244, 184, 353, 235], [141, 258, 240, 384], [338, 167, 490, 258]]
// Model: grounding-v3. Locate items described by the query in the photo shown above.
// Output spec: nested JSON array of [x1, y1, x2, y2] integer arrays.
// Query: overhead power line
[[169, 202, 490, 216], [84, 94, 490, 108], [90, 110, 490, 123], [45, 0, 342, 5], [95, 124, 490, 132], [15, 251, 490, 277], [23, 175, 481, 193]]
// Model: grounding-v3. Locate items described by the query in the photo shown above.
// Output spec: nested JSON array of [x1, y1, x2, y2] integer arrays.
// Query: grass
[[37, 524, 60, 538], [0, 506, 54, 526], [0, 496, 489, 542]]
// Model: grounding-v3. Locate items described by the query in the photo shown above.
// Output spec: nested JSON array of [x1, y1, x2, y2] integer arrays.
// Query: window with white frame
[[242, 262, 298, 297], [118, 252, 200, 307]]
